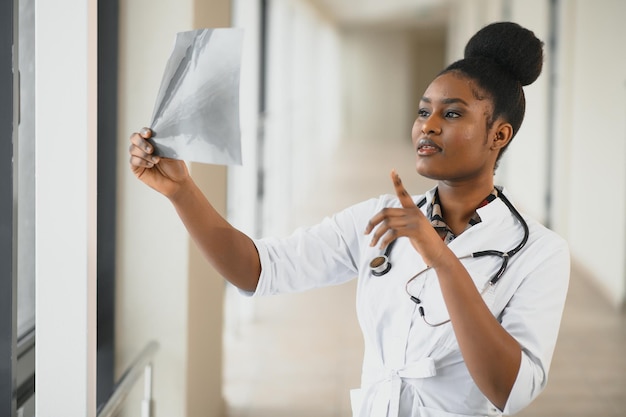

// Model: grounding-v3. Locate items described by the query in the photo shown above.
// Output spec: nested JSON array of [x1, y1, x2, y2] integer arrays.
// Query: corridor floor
[[223, 139, 626, 417]]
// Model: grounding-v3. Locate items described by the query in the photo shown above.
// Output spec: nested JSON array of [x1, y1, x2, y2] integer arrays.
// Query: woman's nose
[[421, 117, 442, 135]]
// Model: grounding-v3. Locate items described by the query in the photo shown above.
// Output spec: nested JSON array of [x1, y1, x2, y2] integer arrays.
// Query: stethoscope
[[368, 189, 529, 287]]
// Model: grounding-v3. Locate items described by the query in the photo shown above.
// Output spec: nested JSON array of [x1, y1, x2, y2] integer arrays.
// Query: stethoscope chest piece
[[370, 255, 391, 276]]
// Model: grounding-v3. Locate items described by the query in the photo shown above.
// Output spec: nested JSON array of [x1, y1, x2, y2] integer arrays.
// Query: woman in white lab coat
[[129, 21, 570, 416]]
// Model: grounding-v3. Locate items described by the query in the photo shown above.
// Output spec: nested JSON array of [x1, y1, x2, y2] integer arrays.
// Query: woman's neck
[[436, 181, 495, 236]]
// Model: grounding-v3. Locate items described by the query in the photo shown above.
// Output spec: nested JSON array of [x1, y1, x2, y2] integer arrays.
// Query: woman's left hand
[[365, 170, 447, 267]]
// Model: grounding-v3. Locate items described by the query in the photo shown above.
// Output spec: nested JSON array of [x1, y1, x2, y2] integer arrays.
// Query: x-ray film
[[148, 28, 243, 165]]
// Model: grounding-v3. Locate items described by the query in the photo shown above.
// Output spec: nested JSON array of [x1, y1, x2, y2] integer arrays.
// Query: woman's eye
[[445, 111, 461, 119], [418, 109, 430, 118]]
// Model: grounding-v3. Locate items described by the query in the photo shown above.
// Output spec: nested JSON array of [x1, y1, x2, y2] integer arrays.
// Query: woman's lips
[[417, 139, 441, 156]]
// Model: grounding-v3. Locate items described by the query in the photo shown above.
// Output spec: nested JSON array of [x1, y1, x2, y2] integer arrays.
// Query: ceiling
[[308, 0, 450, 31]]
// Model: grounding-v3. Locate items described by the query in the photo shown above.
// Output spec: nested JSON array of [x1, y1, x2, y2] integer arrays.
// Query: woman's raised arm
[[129, 128, 261, 292]]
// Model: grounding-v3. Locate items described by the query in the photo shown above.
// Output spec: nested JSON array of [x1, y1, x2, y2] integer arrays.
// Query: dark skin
[[129, 71, 519, 410]]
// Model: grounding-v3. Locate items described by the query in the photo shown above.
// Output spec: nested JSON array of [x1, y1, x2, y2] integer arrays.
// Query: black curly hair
[[440, 22, 544, 167]]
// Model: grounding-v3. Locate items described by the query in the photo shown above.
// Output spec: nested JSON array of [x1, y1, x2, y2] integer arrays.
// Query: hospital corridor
[[223, 139, 626, 417], [4, 0, 626, 416]]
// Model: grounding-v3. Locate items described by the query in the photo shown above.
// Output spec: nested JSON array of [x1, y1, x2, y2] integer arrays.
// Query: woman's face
[[411, 72, 503, 185]]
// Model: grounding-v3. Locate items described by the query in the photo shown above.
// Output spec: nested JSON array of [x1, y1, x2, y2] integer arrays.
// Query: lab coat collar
[[420, 185, 513, 224]]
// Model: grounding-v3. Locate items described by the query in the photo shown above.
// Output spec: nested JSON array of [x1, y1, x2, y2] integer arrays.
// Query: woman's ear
[[491, 123, 513, 151]]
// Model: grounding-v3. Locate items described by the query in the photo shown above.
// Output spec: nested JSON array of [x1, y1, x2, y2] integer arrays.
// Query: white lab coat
[[249, 187, 570, 417]]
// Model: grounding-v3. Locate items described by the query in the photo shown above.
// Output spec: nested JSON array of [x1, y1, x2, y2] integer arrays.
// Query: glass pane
[[17, 0, 36, 339]]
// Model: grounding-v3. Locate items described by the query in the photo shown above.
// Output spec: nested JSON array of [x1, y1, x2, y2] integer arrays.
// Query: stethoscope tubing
[[369, 190, 529, 286]]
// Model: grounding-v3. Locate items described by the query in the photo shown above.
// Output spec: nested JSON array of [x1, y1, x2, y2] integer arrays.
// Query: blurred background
[[4, 0, 625, 416]]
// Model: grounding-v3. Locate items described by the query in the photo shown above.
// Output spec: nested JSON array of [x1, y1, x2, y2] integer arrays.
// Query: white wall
[[445, 0, 505, 64], [558, 0, 626, 306], [116, 1, 231, 416], [341, 29, 414, 144], [262, 0, 342, 236], [35, 1, 98, 415], [229, 0, 261, 238], [407, 33, 447, 120]]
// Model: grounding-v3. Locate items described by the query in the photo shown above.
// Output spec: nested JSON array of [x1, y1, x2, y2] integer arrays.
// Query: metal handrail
[[97, 341, 159, 417]]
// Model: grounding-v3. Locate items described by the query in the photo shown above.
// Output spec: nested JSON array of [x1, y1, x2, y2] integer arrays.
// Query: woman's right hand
[[129, 127, 190, 199]]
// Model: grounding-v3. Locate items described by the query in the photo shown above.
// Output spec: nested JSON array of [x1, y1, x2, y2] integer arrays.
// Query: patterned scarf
[[427, 188, 498, 244]]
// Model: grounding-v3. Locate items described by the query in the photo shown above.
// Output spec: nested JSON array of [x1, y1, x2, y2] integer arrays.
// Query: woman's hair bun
[[464, 21, 544, 86]]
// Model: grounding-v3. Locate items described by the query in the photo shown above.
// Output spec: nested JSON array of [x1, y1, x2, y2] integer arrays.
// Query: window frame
[[0, 0, 18, 414]]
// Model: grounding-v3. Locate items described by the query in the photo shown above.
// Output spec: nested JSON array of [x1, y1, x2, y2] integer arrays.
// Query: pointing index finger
[[391, 169, 415, 209]]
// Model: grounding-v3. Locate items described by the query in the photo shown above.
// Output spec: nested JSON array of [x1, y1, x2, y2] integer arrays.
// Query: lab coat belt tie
[[361, 357, 437, 417]]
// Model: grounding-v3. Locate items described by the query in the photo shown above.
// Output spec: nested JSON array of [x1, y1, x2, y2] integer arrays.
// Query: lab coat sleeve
[[248, 198, 381, 296], [501, 230, 570, 415]]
